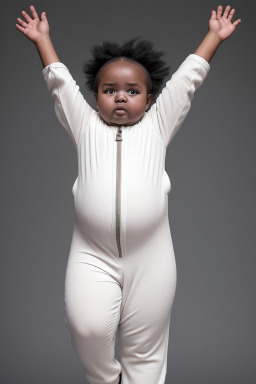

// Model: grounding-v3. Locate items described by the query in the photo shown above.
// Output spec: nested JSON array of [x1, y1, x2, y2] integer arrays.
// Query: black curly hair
[[82, 37, 171, 102]]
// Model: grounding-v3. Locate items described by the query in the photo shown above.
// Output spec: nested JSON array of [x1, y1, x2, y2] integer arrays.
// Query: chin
[[99, 113, 142, 127]]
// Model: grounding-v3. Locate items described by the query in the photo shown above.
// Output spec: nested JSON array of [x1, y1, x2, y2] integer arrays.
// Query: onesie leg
[[118, 249, 177, 384], [64, 256, 122, 384]]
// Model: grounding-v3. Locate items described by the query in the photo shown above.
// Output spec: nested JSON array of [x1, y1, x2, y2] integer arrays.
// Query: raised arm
[[148, 54, 210, 147], [194, 5, 242, 63], [16, 5, 95, 147], [148, 4, 241, 148]]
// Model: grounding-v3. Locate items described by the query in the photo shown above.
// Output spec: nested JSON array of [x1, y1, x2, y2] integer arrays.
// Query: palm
[[209, 5, 241, 41], [24, 18, 49, 40], [16, 5, 49, 43], [210, 18, 235, 40]]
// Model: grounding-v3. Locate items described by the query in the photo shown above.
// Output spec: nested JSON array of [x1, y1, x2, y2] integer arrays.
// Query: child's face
[[94, 60, 153, 126]]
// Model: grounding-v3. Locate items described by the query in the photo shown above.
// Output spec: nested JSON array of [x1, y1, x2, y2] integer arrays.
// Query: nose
[[115, 90, 127, 102]]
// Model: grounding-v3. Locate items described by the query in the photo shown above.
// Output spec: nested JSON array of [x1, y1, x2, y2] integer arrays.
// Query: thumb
[[211, 10, 217, 21], [41, 11, 47, 21]]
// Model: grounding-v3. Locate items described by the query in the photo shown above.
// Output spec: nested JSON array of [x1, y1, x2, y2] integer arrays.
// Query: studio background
[[1, 1, 255, 383]]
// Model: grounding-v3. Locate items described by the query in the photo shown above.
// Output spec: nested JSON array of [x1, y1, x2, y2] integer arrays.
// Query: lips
[[114, 107, 127, 116], [114, 109, 127, 115], [115, 107, 127, 111]]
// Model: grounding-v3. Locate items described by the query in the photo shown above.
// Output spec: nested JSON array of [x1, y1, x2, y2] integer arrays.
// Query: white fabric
[[43, 53, 210, 384]]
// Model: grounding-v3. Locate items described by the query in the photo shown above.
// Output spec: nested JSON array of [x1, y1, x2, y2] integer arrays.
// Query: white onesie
[[43, 53, 210, 384]]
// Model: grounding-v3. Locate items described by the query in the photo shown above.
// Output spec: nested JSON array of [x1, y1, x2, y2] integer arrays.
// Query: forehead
[[98, 60, 148, 85]]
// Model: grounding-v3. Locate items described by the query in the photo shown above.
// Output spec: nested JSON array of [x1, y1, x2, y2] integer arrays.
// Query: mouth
[[114, 107, 127, 115], [114, 107, 127, 111]]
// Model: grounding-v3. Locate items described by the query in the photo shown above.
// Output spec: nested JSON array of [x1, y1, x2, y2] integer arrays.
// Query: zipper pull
[[116, 128, 123, 141]]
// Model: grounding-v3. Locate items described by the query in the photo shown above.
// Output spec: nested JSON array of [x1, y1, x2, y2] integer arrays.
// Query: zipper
[[115, 127, 123, 258]]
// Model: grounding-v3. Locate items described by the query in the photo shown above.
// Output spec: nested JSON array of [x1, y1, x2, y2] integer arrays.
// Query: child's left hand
[[209, 5, 241, 41]]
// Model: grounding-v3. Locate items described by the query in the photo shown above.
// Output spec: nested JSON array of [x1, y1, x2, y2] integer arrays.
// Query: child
[[16, 5, 241, 384]]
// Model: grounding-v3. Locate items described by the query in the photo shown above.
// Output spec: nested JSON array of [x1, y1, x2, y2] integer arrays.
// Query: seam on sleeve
[[50, 67, 78, 147], [164, 64, 202, 147]]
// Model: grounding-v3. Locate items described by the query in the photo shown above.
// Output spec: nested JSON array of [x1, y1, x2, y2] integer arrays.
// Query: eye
[[104, 88, 115, 95], [128, 89, 139, 95], [103, 88, 139, 95]]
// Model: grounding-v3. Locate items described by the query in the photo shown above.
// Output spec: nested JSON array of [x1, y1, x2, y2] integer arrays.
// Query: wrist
[[34, 34, 51, 46], [207, 30, 223, 44]]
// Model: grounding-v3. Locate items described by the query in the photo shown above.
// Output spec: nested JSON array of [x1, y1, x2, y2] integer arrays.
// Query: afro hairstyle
[[82, 36, 172, 103]]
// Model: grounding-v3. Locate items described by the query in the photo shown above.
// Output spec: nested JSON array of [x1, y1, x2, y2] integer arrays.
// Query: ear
[[145, 94, 153, 111]]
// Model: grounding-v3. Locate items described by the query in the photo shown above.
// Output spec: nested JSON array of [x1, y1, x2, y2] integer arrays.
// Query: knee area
[[65, 315, 111, 344]]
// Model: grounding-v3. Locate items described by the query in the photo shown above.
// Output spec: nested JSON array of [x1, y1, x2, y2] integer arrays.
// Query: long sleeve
[[149, 53, 210, 147], [42, 62, 94, 148]]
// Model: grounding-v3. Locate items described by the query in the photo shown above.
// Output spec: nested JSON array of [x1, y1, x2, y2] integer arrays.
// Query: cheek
[[132, 99, 147, 113], [98, 96, 110, 111]]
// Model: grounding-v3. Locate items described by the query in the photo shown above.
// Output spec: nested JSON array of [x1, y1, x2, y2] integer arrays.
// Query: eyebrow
[[102, 82, 142, 89]]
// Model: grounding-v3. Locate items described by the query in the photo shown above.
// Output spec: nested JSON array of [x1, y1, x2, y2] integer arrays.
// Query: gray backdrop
[[1, 0, 255, 383]]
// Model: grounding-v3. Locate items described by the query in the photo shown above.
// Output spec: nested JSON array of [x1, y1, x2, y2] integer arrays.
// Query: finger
[[228, 8, 235, 21], [17, 17, 28, 28], [233, 19, 242, 27], [21, 10, 32, 23], [30, 5, 39, 19], [211, 10, 217, 21], [223, 5, 231, 18], [41, 11, 47, 21], [16, 23, 25, 33], [216, 5, 223, 19]]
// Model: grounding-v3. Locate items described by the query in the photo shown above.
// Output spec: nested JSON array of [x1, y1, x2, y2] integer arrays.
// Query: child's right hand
[[16, 5, 49, 43]]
